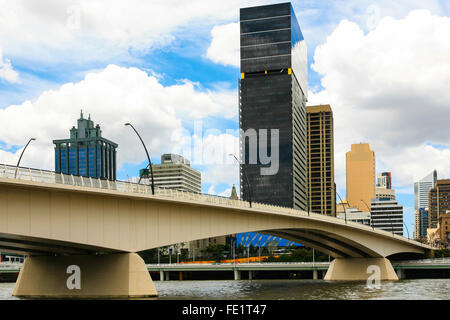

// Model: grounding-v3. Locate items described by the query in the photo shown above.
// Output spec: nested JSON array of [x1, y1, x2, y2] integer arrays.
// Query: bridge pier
[[160, 270, 165, 281], [234, 270, 241, 280], [313, 269, 318, 280], [13, 253, 158, 299], [396, 268, 405, 280], [324, 258, 398, 281]]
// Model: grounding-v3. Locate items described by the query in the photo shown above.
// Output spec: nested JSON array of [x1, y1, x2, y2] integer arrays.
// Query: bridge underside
[[262, 229, 382, 258], [0, 233, 123, 256]]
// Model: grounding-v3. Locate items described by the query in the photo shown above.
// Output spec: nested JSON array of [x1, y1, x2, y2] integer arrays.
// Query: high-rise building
[[375, 187, 396, 200], [346, 143, 375, 212], [377, 172, 392, 189], [337, 208, 371, 226], [414, 170, 437, 211], [142, 154, 201, 193], [414, 208, 429, 240], [239, 2, 308, 210], [439, 211, 450, 248], [370, 198, 404, 236], [306, 105, 335, 216], [53, 111, 118, 181], [429, 179, 450, 229]]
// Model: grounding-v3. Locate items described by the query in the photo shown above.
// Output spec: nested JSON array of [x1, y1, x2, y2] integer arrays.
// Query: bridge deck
[[0, 163, 432, 257]]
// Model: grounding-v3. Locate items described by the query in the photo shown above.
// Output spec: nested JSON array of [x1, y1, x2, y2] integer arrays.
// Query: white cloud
[[310, 10, 450, 192], [205, 22, 240, 67], [0, 48, 19, 83], [0, 0, 270, 65], [0, 64, 236, 170]]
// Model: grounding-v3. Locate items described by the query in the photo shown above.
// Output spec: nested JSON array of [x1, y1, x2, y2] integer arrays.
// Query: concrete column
[[13, 253, 158, 298], [160, 270, 165, 281], [248, 271, 253, 280], [234, 270, 241, 280], [313, 269, 318, 280], [324, 257, 398, 281], [396, 268, 405, 280], [165, 271, 170, 281]]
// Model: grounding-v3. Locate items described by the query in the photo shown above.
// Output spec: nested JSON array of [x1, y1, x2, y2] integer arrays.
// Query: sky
[[0, 0, 449, 238]]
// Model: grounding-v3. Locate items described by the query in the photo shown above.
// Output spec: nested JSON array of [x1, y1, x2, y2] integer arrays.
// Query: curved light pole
[[14, 138, 36, 179], [404, 222, 410, 240], [124, 123, 155, 195], [328, 186, 347, 224], [229, 153, 252, 208], [360, 199, 374, 230]]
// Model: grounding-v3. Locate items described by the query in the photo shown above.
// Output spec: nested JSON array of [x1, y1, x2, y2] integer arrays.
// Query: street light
[[328, 186, 347, 224], [404, 222, 410, 240], [360, 199, 374, 230], [14, 138, 36, 179], [229, 153, 252, 208], [124, 123, 155, 195]]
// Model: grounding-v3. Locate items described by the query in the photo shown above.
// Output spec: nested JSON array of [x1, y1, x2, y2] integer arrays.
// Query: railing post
[[61, 173, 64, 184]]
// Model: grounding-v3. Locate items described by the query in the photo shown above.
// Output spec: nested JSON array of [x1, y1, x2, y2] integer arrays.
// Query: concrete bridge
[[0, 164, 433, 298]]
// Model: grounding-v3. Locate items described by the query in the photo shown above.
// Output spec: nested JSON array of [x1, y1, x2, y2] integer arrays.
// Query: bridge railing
[[0, 163, 415, 242]]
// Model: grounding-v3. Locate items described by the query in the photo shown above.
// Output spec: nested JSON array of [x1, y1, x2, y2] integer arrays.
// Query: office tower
[[414, 209, 420, 239], [53, 111, 118, 181], [337, 208, 371, 226], [429, 179, 450, 229], [239, 2, 308, 210], [306, 105, 335, 216], [439, 211, 450, 248], [375, 187, 395, 200], [414, 170, 437, 211], [346, 143, 375, 212], [377, 172, 392, 189], [414, 208, 429, 240], [370, 198, 404, 236], [140, 154, 201, 193]]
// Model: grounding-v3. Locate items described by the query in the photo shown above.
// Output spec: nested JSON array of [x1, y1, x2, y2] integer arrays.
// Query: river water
[[1, 279, 450, 300]]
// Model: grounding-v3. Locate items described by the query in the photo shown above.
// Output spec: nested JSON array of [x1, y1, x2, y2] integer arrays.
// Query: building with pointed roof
[[53, 110, 118, 181]]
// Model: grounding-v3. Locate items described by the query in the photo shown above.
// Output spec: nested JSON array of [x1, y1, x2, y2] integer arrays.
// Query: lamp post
[[307, 190, 310, 216], [14, 138, 36, 179], [328, 186, 347, 224], [124, 123, 155, 195], [360, 199, 374, 230], [404, 222, 410, 240], [229, 154, 252, 208]]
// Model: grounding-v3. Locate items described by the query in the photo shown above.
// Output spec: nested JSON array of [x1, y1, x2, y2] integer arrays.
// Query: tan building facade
[[375, 187, 396, 200], [306, 105, 335, 216], [346, 143, 375, 212], [429, 179, 450, 229], [439, 212, 450, 248]]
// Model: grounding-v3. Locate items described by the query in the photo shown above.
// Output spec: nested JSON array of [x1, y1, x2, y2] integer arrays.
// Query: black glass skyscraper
[[53, 111, 118, 181], [239, 3, 308, 209]]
